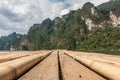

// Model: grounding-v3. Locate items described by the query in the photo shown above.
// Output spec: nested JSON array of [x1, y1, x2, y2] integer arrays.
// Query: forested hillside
[[0, 32, 20, 50], [97, 0, 120, 12]]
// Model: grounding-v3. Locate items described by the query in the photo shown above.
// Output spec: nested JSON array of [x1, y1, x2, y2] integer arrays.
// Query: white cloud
[[0, 0, 110, 37], [60, 9, 70, 15], [90, 0, 110, 6]]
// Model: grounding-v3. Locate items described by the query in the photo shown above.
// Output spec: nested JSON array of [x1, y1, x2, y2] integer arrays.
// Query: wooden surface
[[19, 51, 59, 80], [59, 52, 105, 80], [0, 50, 119, 80]]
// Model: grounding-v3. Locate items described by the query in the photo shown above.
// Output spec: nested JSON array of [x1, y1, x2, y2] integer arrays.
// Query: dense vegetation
[[26, 23, 120, 51], [0, 32, 20, 50], [97, 0, 120, 12]]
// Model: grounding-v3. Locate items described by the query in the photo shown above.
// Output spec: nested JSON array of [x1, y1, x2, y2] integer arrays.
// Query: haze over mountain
[[0, 0, 120, 51]]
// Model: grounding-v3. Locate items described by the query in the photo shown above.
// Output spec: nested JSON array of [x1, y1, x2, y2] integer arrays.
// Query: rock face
[[80, 2, 120, 30], [85, 18, 103, 30], [80, 2, 103, 30], [110, 11, 120, 27], [91, 7, 96, 15], [85, 18, 94, 30], [84, 11, 120, 30]]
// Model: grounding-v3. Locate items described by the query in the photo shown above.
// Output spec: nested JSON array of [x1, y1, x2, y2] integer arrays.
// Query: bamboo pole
[[65, 53, 120, 80], [0, 52, 51, 80]]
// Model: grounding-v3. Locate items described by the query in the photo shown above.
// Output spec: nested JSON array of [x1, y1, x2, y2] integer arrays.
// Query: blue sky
[[0, 0, 110, 37]]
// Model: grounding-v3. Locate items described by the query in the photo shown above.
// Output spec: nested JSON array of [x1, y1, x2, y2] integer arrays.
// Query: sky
[[0, 0, 110, 37]]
